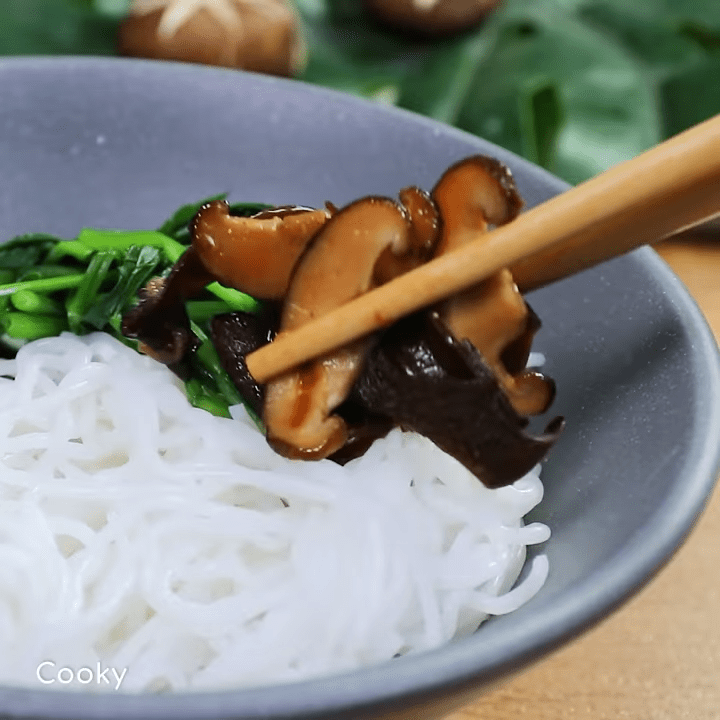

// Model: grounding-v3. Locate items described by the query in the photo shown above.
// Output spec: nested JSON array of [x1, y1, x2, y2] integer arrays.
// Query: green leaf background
[[2, 0, 719, 185]]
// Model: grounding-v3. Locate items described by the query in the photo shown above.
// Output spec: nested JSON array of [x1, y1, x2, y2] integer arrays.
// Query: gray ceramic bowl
[[0, 57, 718, 720]]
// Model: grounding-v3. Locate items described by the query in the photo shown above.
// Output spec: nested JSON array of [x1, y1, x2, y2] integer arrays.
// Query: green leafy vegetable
[[0, 235, 62, 269], [0, 199, 267, 419], [3, 313, 68, 341], [0, 0, 118, 56], [300, 0, 720, 182], [65, 250, 117, 333], [82, 245, 164, 330], [11, 290, 64, 316]]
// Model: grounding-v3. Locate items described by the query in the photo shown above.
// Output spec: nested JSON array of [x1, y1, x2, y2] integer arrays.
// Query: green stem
[[76, 228, 187, 263], [189, 320, 243, 409], [0, 274, 87, 297], [206, 282, 260, 313], [11, 290, 64, 316], [2, 313, 69, 340], [46, 240, 94, 263], [19, 265, 89, 281], [186, 300, 233, 324], [66, 251, 116, 333]]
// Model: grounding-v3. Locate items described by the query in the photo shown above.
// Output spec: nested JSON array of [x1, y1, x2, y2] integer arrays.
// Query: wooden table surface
[[444, 233, 720, 720]]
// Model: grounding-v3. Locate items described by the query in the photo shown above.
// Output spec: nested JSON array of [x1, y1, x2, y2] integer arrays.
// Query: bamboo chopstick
[[246, 114, 720, 384]]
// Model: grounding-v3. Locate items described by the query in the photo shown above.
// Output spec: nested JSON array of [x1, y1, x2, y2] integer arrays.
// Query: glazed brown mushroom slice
[[438, 268, 554, 416], [263, 196, 414, 460], [432, 155, 523, 254], [123, 191, 411, 396], [373, 186, 441, 284], [191, 200, 331, 300], [431, 156, 553, 416], [122, 200, 330, 366]]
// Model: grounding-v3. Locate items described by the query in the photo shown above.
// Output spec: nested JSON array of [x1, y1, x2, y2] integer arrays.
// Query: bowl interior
[[0, 57, 718, 720]]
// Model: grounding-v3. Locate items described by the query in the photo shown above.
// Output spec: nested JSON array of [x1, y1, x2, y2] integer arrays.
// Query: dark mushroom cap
[[210, 306, 281, 417], [118, 0, 307, 77], [364, 0, 502, 37], [121, 246, 214, 367]]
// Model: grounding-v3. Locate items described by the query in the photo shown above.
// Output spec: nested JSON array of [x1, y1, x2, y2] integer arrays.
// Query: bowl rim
[[0, 55, 719, 720]]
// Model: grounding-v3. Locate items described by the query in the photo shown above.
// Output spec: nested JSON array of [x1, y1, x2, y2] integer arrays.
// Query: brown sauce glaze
[[374, 186, 441, 284], [192, 200, 331, 300], [262, 196, 414, 457], [430, 156, 553, 416]]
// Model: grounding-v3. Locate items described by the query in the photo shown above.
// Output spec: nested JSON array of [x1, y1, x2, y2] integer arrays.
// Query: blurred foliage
[[0, 0, 118, 54], [1, 0, 719, 184]]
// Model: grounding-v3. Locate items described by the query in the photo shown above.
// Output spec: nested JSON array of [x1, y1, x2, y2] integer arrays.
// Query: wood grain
[[442, 232, 720, 720]]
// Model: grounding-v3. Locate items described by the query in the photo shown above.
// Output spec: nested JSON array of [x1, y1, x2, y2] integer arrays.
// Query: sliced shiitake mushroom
[[263, 196, 415, 459], [213, 188, 441, 462], [192, 200, 331, 300], [122, 200, 329, 365], [374, 186, 441, 284], [121, 153, 562, 488], [430, 156, 554, 416], [432, 154, 523, 254]]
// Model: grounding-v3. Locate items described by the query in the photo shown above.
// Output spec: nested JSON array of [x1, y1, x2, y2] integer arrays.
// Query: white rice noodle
[[0, 332, 549, 691]]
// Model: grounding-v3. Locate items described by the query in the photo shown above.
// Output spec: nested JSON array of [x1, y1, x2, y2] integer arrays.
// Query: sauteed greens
[[0, 198, 268, 418]]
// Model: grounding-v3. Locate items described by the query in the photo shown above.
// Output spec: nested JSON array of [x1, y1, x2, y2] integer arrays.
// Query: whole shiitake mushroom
[[118, 0, 307, 77], [365, 0, 501, 36]]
